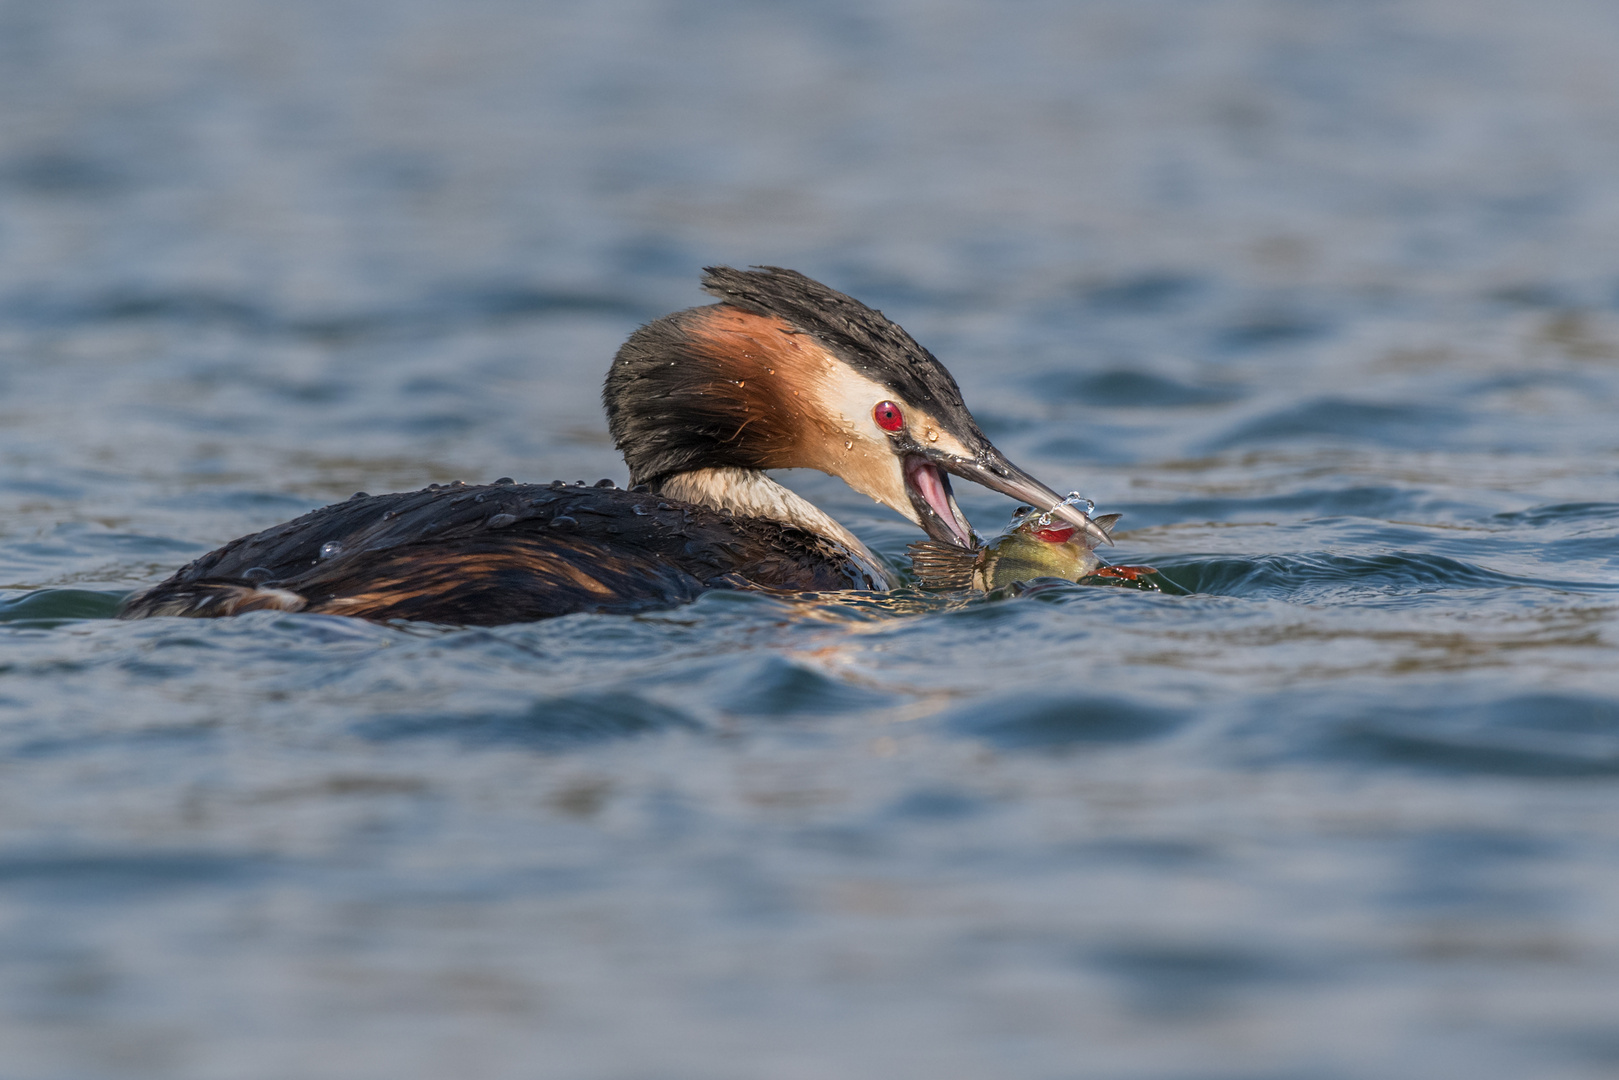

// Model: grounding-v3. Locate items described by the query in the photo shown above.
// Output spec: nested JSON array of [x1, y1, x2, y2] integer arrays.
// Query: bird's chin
[[905, 456, 975, 548]]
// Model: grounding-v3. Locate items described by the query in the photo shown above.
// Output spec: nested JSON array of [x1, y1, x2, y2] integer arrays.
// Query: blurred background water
[[3, 1, 1619, 1077]]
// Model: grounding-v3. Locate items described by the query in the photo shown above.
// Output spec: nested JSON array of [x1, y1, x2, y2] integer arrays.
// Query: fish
[[907, 505, 1156, 591]]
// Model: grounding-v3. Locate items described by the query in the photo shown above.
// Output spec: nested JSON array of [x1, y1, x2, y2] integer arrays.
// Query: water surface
[[3, 2, 1619, 1078]]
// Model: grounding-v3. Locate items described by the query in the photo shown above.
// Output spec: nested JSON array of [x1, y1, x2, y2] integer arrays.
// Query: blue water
[[4, 2, 1619, 1077]]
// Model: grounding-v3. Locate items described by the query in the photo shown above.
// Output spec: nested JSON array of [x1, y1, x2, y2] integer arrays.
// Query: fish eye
[[872, 400, 905, 432]]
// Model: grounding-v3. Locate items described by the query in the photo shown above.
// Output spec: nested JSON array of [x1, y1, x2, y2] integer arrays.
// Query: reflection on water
[[4, 1, 1619, 1078]]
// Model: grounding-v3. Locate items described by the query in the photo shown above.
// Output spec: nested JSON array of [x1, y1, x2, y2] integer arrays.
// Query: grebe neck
[[658, 468, 893, 589]]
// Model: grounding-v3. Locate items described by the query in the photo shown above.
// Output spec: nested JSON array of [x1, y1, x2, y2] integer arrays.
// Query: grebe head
[[604, 266, 1109, 549]]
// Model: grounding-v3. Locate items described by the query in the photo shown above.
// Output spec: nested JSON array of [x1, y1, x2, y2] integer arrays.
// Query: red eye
[[873, 400, 905, 432]]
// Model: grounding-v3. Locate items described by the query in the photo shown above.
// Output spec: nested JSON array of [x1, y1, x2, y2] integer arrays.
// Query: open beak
[[904, 455, 976, 548], [914, 446, 1114, 549]]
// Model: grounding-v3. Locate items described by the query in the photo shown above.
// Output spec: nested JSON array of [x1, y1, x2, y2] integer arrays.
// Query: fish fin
[[906, 541, 979, 590], [1092, 513, 1122, 538], [1088, 563, 1156, 581]]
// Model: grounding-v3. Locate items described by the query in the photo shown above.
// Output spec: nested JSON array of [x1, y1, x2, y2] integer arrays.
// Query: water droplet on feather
[[319, 541, 344, 559]]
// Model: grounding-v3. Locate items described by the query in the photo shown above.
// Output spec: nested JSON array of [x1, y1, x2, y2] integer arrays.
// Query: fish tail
[[906, 541, 979, 590]]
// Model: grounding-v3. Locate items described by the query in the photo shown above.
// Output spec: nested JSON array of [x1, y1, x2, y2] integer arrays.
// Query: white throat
[[658, 468, 894, 590]]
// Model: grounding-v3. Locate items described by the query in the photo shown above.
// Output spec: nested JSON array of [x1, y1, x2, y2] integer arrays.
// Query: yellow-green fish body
[[908, 510, 1121, 591]]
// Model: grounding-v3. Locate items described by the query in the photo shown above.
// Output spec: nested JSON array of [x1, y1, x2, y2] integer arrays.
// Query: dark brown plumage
[[120, 481, 881, 624]]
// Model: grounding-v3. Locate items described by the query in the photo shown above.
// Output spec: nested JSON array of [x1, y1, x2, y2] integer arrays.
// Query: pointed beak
[[933, 446, 1114, 548]]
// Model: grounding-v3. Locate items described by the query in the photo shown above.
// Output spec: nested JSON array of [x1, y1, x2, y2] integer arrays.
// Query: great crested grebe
[[120, 266, 1110, 625]]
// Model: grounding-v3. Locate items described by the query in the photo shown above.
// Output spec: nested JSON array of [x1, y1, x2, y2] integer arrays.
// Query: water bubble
[[632, 504, 649, 515], [927, 430, 939, 442], [845, 440, 853, 450], [1037, 513, 1052, 526], [1060, 491, 1096, 513], [319, 541, 344, 560], [486, 513, 517, 529]]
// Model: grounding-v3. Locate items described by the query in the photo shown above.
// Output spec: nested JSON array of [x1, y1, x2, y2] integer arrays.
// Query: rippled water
[[4, 2, 1619, 1077]]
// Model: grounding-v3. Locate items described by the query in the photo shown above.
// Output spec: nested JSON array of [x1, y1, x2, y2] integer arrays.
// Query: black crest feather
[[700, 266, 971, 414]]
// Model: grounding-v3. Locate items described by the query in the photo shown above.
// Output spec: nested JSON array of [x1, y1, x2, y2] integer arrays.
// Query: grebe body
[[122, 267, 1108, 625], [120, 480, 884, 623]]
